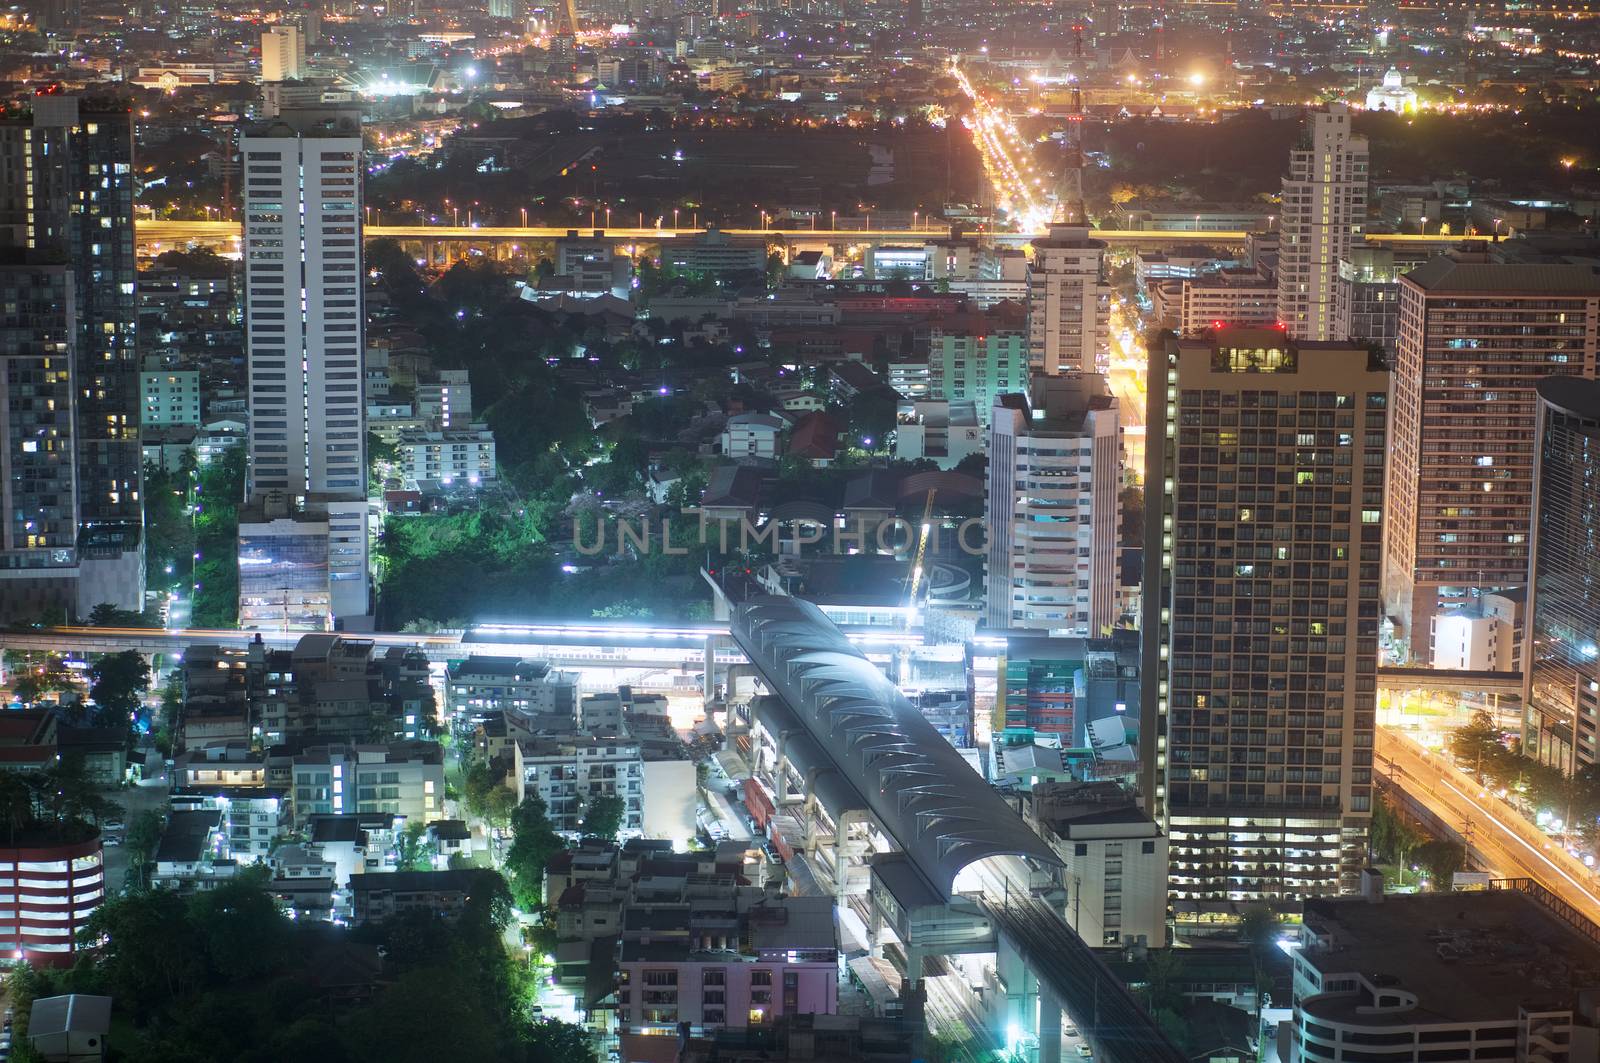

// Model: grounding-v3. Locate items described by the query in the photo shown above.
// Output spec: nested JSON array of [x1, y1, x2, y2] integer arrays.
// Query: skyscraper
[[1524, 376, 1600, 776], [1277, 103, 1368, 341], [1384, 254, 1600, 663], [261, 25, 305, 83], [0, 94, 142, 619], [238, 108, 368, 628], [0, 256, 78, 619], [1143, 327, 1386, 901], [985, 375, 1120, 635], [1027, 224, 1109, 375]]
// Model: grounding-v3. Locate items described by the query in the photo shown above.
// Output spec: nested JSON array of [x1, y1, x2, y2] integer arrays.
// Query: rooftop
[[1299, 890, 1600, 1026], [1403, 256, 1600, 294]]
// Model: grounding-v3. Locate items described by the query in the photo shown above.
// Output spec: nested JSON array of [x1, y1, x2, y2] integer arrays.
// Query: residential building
[[253, 633, 431, 747], [260, 25, 305, 82], [153, 808, 234, 891], [1178, 268, 1279, 336], [985, 375, 1119, 635], [676, 1014, 927, 1063], [446, 656, 578, 730], [1277, 103, 1368, 341], [240, 107, 368, 626], [617, 894, 838, 1037], [414, 369, 471, 429], [289, 742, 445, 826], [928, 310, 1029, 421], [138, 358, 202, 427], [0, 832, 104, 967], [395, 426, 496, 487], [1287, 888, 1600, 1063], [1331, 247, 1404, 357], [1143, 328, 1387, 902], [721, 413, 785, 461], [519, 733, 644, 833], [1025, 781, 1167, 947], [0, 95, 144, 617], [138, 254, 238, 363], [1384, 255, 1600, 663], [894, 400, 983, 469], [1526, 377, 1600, 774], [0, 258, 80, 621], [169, 787, 289, 864], [349, 868, 501, 925], [1027, 224, 1110, 375]]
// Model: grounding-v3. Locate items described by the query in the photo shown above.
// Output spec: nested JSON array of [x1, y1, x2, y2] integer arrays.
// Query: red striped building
[[0, 835, 105, 967]]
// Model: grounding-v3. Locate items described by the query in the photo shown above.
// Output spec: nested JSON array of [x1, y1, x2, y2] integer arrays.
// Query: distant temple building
[[1366, 68, 1418, 113]]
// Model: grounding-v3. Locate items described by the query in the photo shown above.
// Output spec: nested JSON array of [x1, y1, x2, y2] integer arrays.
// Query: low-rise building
[[1287, 886, 1600, 1063], [520, 734, 644, 833], [169, 787, 289, 864], [446, 656, 578, 731], [1025, 781, 1167, 948], [290, 743, 445, 827], [349, 868, 502, 925], [721, 413, 785, 461], [616, 893, 839, 1039], [153, 808, 235, 892], [395, 426, 496, 487]]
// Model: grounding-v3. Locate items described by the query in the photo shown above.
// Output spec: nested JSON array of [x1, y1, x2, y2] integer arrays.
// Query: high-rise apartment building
[[1027, 224, 1110, 375], [0, 94, 142, 618], [1277, 103, 1368, 341], [0, 257, 78, 619], [985, 375, 1119, 635], [1384, 255, 1600, 663], [1143, 327, 1386, 901], [260, 26, 305, 83], [239, 108, 368, 628], [1332, 246, 1405, 358], [1523, 377, 1600, 775]]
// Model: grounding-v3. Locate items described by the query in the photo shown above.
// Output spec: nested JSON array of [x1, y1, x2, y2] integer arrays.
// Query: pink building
[[617, 896, 838, 1038]]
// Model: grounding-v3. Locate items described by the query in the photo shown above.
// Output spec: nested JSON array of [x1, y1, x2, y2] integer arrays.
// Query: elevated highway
[[136, 218, 1476, 258]]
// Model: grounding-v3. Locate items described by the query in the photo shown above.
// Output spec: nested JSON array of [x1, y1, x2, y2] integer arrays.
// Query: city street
[[1106, 297, 1149, 479], [1378, 728, 1600, 921]]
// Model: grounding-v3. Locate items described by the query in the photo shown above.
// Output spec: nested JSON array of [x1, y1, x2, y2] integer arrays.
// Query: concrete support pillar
[[1038, 982, 1063, 1063], [703, 635, 718, 709], [869, 903, 884, 959], [904, 944, 925, 989]]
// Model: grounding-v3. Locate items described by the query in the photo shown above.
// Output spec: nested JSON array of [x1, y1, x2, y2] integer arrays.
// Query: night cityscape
[[0, 0, 1594, 1058]]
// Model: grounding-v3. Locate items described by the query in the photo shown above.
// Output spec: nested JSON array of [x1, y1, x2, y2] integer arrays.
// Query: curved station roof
[[730, 594, 1061, 897]]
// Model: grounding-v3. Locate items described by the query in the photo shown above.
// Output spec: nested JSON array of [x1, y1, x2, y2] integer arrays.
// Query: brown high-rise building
[[1143, 327, 1386, 903], [1384, 254, 1600, 663]]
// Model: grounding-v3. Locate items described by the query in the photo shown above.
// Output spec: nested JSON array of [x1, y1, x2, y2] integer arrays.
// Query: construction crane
[[904, 488, 937, 626]]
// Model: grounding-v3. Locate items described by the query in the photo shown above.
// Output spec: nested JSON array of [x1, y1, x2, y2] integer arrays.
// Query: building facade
[[1026, 781, 1167, 948], [928, 324, 1029, 422], [1144, 328, 1386, 902], [396, 427, 496, 486], [1276, 103, 1368, 342], [1027, 224, 1110, 375], [1384, 256, 1600, 663], [1525, 377, 1600, 774], [985, 376, 1119, 636], [139, 361, 202, 427], [1331, 247, 1403, 358], [240, 107, 368, 625], [0, 835, 104, 967]]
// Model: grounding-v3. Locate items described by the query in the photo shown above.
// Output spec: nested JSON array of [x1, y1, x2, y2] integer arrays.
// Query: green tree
[[504, 795, 565, 910], [580, 793, 625, 840], [519, 1018, 597, 1062], [124, 807, 168, 891], [394, 821, 436, 872], [1413, 839, 1466, 889], [89, 649, 152, 729]]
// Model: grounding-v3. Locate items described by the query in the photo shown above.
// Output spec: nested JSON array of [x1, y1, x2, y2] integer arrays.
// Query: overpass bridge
[[729, 594, 1184, 1063], [1377, 666, 1523, 697]]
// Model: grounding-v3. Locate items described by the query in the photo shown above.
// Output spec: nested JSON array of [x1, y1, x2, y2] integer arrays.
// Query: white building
[[985, 376, 1119, 635], [1178, 269, 1279, 335], [139, 362, 202, 427], [519, 734, 645, 834], [446, 656, 579, 728], [260, 25, 304, 82], [289, 743, 445, 827], [240, 107, 368, 624], [416, 369, 472, 429], [721, 413, 784, 460], [1277, 103, 1368, 341], [396, 426, 496, 487], [1026, 781, 1167, 948], [1027, 225, 1110, 375]]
